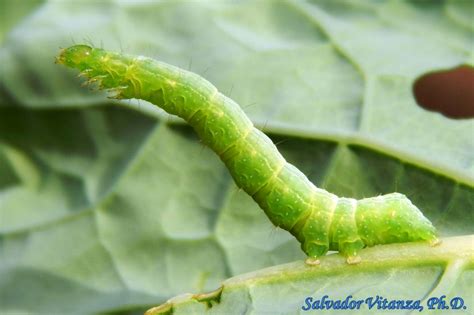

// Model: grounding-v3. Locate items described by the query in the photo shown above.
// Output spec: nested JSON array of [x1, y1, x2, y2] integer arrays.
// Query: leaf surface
[[147, 236, 474, 315]]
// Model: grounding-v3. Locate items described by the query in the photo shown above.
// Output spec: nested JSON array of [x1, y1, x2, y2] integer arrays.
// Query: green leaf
[[0, 0, 43, 44], [146, 235, 474, 315], [0, 0, 472, 314]]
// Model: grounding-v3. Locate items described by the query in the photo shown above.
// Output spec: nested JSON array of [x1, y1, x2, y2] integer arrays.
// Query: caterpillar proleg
[[56, 45, 439, 264]]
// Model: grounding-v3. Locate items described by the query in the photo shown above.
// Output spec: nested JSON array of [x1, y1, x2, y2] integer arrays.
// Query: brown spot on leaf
[[413, 65, 474, 119]]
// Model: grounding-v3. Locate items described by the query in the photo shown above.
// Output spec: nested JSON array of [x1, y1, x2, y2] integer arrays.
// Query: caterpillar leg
[[329, 198, 365, 265], [305, 258, 321, 265], [303, 241, 329, 266], [346, 255, 362, 265], [339, 240, 365, 265], [430, 238, 441, 247]]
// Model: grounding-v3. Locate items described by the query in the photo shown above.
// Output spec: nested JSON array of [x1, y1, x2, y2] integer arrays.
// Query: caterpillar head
[[56, 45, 94, 70]]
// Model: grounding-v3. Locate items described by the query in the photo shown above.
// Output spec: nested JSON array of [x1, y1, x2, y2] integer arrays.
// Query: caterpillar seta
[[56, 45, 439, 265]]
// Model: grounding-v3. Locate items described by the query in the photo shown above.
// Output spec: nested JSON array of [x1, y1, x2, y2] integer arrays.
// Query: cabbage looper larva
[[56, 45, 439, 265]]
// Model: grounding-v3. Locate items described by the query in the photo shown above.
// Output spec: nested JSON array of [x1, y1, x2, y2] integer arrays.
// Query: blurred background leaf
[[0, 0, 43, 43], [0, 0, 472, 314]]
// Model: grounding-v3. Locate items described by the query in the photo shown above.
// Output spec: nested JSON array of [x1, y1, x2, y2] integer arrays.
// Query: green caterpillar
[[56, 45, 439, 265]]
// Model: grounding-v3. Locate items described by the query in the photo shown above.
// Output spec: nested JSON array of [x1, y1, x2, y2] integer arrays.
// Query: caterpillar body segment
[[57, 45, 439, 264]]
